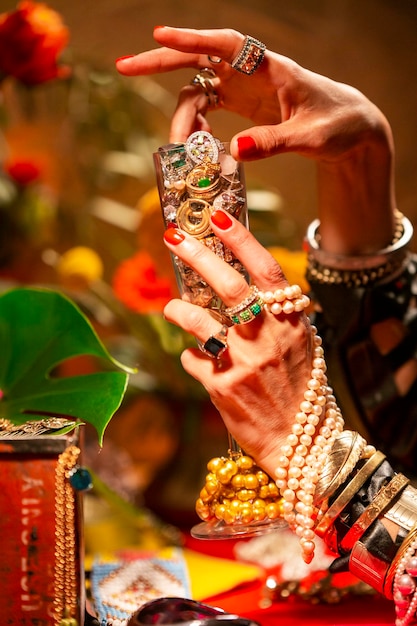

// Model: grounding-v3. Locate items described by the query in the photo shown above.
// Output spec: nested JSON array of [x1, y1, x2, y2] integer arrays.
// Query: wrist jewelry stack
[[305, 210, 413, 288]]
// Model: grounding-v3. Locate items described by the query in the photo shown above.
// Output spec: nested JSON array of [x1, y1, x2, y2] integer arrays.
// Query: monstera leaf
[[0, 287, 133, 443]]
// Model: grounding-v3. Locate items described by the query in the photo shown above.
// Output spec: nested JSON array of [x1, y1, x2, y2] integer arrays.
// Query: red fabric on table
[[184, 534, 395, 625]]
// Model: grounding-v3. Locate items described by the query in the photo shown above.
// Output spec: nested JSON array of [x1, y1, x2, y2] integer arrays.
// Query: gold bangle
[[315, 450, 386, 538], [340, 473, 409, 552], [349, 540, 391, 596], [315, 430, 368, 504], [383, 484, 417, 532], [383, 523, 417, 599]]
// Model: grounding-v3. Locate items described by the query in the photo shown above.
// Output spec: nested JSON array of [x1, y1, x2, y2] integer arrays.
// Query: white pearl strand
[[393, 537, 417, 626], [274, 325, 345, 564], [258, 284, 311, 316]]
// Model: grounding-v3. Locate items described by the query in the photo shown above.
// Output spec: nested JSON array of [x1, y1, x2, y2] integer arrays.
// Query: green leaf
[[0, 287, 133, 443]]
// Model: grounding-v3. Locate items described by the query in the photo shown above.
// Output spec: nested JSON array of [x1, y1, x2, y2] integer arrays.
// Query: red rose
[[5, 159, 41, 186], [0, 1, 69, 86]]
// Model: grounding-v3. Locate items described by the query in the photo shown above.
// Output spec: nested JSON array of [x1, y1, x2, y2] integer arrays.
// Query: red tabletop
[[184, 534, 395, 626]]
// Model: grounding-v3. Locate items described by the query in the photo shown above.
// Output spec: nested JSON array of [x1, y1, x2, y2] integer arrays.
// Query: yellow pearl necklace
[[196, 453, 283, 526]]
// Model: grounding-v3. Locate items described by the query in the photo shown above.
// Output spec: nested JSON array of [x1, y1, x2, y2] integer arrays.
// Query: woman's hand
[[117, 25, 396, 255], [162, 210, 313, 478]]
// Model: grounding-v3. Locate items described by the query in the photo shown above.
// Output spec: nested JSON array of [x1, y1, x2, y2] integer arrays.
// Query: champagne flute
[[154, 132, 285, 538]]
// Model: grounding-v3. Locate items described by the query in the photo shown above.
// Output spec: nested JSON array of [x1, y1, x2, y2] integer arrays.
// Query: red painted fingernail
[[115, 55, 134, 63], [154, 25, 166, 30], [164, 227, 185, 245], [211, 209, 233, 230], [237, 136, 257, 159]]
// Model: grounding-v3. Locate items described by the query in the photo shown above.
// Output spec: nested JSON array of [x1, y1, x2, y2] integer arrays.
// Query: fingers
[[163, 225, 251, 308], [164, 298, 227, 351], [169, 85, 213, 143], [116, 26, 246, 77], [116, 47, 200, 76], [152, 26, 246, 67], [163, 209, 289, 307]]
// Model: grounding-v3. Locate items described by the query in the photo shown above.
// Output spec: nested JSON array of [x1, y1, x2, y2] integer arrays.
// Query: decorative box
[[0, 433, 85, 625]]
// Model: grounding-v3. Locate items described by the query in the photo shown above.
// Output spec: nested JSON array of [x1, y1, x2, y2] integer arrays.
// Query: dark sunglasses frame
[[128, 597, 261, 626]]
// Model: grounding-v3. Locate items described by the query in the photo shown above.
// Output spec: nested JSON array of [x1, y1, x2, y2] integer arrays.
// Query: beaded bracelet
[[391, 526, 417, 626], [305, 210, 413, 288], [257, 284, 310, 315]]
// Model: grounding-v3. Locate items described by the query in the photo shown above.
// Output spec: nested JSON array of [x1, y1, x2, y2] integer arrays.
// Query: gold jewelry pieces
[[185, 161, 222, 201], [305, 210, 413, 288], [54, 444, 81, 626], [274, 325, 345, 564], [340, 473, 409, 552], [176, 198, 213, 238], [231, 35, 266, 75], [224, 285, 263, 325], [0, 417, 75, 439], [315, 450, 386, 539], [196, 452, 283, 526], [191, 68, 220, 109], [202, 324, 229, 359], [258, 284, 310, 316]]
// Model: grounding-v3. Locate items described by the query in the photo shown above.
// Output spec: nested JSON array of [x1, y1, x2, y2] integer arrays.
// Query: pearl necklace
[[274, 325, 345, 563], [393, 535, 417, 626]]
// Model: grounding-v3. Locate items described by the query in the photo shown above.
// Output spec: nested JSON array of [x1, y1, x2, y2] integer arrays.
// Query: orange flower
[[0, 1, 69, 86], [112, 250, 175, 314]]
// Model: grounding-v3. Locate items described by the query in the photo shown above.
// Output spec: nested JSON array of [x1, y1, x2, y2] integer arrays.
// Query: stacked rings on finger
[[231, 35, 266, 75], [190, 68, 220, 109], [202, 324, 229, 358], [257, 284, 310, 315], [224, 285, 264, 325]]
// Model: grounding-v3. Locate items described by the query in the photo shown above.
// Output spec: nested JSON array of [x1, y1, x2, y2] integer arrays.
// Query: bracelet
[[314, 430, 370, 504], [305, 211, 413, 288], [257, 284, 310, 315], [340, 473, 409, 552], [385, 524, 417, 600], [385, 486, 417, 532], [315, 450, 386, 538], [391, 526, 417, 625], [349, 540, 392, 596]]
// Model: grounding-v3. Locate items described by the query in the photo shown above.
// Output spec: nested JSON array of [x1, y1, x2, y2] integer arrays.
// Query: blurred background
[[1, 0, 416, 542], [2, 0, 417, 236]]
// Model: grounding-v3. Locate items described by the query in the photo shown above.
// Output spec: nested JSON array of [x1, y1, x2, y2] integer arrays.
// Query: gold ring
[[190, 68, 220, 109], [224, 285, 264, 325]]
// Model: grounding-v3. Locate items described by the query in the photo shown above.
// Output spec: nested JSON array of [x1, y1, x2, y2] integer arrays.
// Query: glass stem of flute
[[228, 432, 242, 458]]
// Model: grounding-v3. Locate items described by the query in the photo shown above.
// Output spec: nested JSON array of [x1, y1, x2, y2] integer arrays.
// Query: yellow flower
[[267, 246, 310, 294], [57, 246, 104, 290]]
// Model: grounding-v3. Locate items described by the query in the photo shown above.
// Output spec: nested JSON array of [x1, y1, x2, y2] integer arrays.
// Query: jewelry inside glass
[[154, 132, 286, 539]]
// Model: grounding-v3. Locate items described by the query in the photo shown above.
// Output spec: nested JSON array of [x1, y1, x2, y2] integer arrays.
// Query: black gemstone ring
[[202, 324, 229, 359]]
